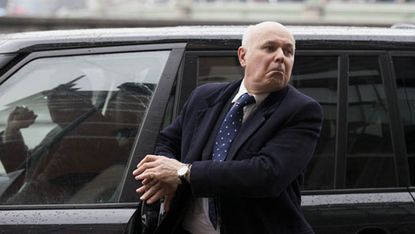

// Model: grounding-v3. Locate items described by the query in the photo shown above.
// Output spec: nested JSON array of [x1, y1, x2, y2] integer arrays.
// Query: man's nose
[[273, 48, 284, 63]]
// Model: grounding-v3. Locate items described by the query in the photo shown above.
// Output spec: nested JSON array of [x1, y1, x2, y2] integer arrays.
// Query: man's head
[[44, 77, 93, 127], [238, 21, 295, 94]]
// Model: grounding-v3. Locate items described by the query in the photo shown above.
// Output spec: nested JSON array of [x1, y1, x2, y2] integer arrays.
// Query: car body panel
[[303, 192, 415, 233]]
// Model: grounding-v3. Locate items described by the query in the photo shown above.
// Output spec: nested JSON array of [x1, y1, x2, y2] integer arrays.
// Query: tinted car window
[[197, 56, 242, 86], [291, 55, 338, 190], [346, 56, 396, 188], [0, 50, 169, 204], [393, 55, 415, 185]]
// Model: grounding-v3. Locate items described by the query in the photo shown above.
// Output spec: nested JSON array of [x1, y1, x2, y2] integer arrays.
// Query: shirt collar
[[231, 79, 270, 106]]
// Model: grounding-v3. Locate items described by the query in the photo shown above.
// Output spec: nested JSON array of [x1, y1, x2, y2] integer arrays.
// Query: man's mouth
[[268, 69, 284, 76]]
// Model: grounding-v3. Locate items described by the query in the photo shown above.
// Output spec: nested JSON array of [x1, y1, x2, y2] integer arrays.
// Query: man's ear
[[237, 47, 247, 67]]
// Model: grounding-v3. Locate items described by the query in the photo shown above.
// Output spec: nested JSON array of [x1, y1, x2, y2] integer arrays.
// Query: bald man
[[133, 22, 323, 234]]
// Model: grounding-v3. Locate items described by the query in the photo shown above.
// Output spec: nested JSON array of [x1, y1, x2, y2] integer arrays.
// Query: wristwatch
[[177, 164, 191, 184]]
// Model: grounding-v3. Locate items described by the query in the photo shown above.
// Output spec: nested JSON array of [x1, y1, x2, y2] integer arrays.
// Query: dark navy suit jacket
[[154, 79, 322, 234]]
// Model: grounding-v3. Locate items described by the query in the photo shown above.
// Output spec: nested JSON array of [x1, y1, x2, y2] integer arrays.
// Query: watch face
[[178, 166, 187, 176]]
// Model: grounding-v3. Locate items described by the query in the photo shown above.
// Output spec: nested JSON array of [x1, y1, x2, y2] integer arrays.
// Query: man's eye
[[284, 49, 293, 56], [263, 45, 275, 52]]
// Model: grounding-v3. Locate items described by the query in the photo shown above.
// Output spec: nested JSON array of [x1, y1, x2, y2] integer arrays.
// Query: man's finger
[[142, 178, 157, 186], [135, 155, 150, 169], [137, 154, 158, 166], [135, 154, 159, 172], [132, 156, 155, 176], [136, 186, 146, 194], [134, 161, 159, 176], [135, 169, 158, 181], [136, 178, 159, 194], [140, 181, 161, 201], [141, 178, 150, 185], [147, 190, 165, 204]]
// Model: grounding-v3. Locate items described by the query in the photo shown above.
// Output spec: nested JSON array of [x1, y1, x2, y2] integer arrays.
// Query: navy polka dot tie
[[212, 93, 256, 162], [209, 92, 256, 229]]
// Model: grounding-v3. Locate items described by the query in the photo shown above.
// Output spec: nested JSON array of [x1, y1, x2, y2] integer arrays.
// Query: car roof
[[0, 25, 414, 53]]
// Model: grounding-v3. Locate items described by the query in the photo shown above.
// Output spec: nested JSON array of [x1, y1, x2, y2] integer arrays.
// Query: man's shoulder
[[190, 80, 240, 100], [193, 82, 231, 95], [286, 85, 320, 106], [283, 85, 323, 119]]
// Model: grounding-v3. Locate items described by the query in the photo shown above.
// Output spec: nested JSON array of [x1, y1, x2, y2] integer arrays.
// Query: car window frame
[[180, 50, 239, 112], [120, 44, 185, 203], [0, 42, 186, 210], [388, 51, 415, 190], [305, 50, 410, 194]]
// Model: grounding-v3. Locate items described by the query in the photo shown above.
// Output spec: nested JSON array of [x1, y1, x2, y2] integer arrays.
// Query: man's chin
[[245, 77, 287, 93], [266, 77, 287, 91]]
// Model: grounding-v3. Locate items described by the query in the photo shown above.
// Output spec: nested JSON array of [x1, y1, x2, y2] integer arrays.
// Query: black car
[[0, 25, 414, 234]]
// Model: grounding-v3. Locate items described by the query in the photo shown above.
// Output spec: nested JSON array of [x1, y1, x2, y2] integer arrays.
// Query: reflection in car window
[[197, 56, 242, 86], [393, 56, 415, 185], [346, 56, 396, 188], [292, 56, 338, 190], [0, 50, 170, 204]]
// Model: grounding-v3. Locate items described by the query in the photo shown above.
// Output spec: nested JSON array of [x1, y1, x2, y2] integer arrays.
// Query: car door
[[298, 53, 415, 234], [390, 53, 415, 231], [0, 42, 185, 233]]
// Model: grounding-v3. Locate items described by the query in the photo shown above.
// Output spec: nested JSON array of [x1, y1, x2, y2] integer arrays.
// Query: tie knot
[[236, 93, 256, 107]]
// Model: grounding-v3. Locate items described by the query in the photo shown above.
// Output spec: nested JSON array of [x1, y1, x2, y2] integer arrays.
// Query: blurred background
[[0, 0, 414, 32]]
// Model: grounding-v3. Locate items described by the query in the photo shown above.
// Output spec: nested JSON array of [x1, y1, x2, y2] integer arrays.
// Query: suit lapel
[[226, 112, 265, 161], [184, 105, 222, 163], [184, 80, 241, 163], [226, 86, 290, 161]]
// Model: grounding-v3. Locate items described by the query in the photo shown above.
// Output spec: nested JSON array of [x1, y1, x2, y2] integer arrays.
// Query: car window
[[393, 55, 415, 186], [291, 55, 338, 190], [197, 56, 242, 86], [0, 50, 170, 205], [346, 56, 396, 188]]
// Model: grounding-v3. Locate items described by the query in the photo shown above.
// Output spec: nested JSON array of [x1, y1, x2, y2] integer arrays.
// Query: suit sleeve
[[189, 100, 323, 198], [0, 131, 29, 173]]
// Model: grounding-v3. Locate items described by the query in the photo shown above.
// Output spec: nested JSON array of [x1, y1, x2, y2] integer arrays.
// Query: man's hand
[[4, 106, 37, 142], [132, 155, 186, 210], [136, 178, 177, 211], [133, 155, 185, 185], [6, 106, 37, 131]]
